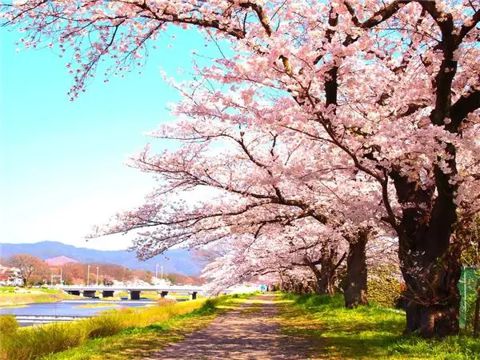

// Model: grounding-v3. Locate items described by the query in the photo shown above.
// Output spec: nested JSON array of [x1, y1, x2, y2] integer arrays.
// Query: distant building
[[0, 264, 22, 286], [151, 277, 172, 286]]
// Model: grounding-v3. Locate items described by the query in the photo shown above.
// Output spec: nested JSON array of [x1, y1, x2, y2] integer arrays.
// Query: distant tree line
[[1, 254, 203, 287]]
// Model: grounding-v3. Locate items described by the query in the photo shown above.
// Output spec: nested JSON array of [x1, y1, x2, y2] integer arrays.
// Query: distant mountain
[[0, 241, 205, 276], [45, 256, 79, 266]]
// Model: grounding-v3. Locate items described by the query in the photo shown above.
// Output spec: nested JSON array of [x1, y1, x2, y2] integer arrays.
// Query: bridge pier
[[130, 290, 141, 300], [83, 290, 96, 298], [102, 290, 114, 298], [58, 286, 202, 300]]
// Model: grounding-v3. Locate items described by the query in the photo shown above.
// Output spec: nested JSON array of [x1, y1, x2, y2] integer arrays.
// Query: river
[[0, 300, 156, 326]]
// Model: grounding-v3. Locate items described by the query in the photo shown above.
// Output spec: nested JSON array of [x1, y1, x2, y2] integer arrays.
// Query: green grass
[[0, 295, 250, 360], [0, 287, 79, 307], [0, 287, 17, 293], [278, 293, 480, 359]]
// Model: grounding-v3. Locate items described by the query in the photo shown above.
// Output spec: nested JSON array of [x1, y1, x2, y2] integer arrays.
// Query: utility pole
[[96, 267, 99, 286], [155, 263, 159, 279], [161, 265, 164, 279], [87, 265, 90, 285]]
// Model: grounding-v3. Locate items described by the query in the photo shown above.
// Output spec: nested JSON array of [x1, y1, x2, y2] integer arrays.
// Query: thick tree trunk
[[343, 230, 369, 308], [404, 298, 460, 337], [392, 166, 461, 337], [400, 240, 461, 337]]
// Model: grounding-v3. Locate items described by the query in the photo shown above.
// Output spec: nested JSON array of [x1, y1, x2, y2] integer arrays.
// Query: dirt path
[[145, 294, 313, 360]]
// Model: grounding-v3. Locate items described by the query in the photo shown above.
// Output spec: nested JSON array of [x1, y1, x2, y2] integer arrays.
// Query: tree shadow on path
[[145, 294, 315, 360]]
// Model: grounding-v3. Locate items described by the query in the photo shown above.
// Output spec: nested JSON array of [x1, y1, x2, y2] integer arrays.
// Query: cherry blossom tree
[[201, 234, 321, 294], [201, 220, 393, 306], [93, 117, 384, 306], [2, 0, 479, 337], [200, 229, 332, 292], [7, 254, 49, 286]]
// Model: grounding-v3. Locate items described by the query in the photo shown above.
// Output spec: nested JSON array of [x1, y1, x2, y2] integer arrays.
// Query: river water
[[0, 300, 155, 326]]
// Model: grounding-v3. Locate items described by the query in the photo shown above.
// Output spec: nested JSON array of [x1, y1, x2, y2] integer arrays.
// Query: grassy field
[[0, 287, 79, 307], [278, 293, 480, 360], [0, 294, 250, 360]]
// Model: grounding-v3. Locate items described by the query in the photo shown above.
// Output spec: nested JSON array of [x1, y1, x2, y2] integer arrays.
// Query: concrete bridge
[[57, 285, 203, 300]]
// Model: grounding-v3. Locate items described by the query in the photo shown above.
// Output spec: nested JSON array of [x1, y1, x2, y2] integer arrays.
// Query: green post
[[474, 280, 480, 337], [458, 267, 480, 331], [459, 267, 466, 329]]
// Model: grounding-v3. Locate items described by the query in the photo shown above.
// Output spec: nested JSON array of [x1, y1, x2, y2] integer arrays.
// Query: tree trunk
[[392, 167, 461, 337], [305, 261, 333, 295], [307, 249, 345, 296], [343, 230, 369, 308], [317, 270, 335, 295], [400, 245, 461, 337]]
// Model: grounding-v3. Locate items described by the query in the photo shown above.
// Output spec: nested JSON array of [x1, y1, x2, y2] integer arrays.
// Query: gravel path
[[145, 294, 313, 360]]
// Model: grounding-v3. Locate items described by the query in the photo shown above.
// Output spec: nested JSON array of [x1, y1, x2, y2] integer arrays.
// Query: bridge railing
[[56, 285, 204, 292]]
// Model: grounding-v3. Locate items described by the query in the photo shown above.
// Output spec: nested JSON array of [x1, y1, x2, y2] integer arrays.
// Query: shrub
[[86, 315, 124, 338], [367, 264, 403, 308], [0, 322, 87, 360], [156, 298, 176, 306], [195, 299, 217, 315], [0, 315, 18, 337]]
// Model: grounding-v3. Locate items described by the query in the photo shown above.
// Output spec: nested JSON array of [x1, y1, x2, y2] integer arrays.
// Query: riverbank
[[0, 287, 79, 307], [0, 299, 155, 327], [0, 294, 251, 360]]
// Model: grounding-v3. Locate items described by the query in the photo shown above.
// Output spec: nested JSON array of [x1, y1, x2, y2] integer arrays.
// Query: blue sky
[[0, 26, 216, 250]]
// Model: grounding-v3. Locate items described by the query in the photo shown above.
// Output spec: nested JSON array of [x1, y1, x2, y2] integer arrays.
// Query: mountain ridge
[[0, 241, 204, 276], [45, 255, 79, 266]]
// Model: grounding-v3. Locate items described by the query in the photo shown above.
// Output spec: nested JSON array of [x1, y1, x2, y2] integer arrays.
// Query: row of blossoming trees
[[2, 0, 478, 338]]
